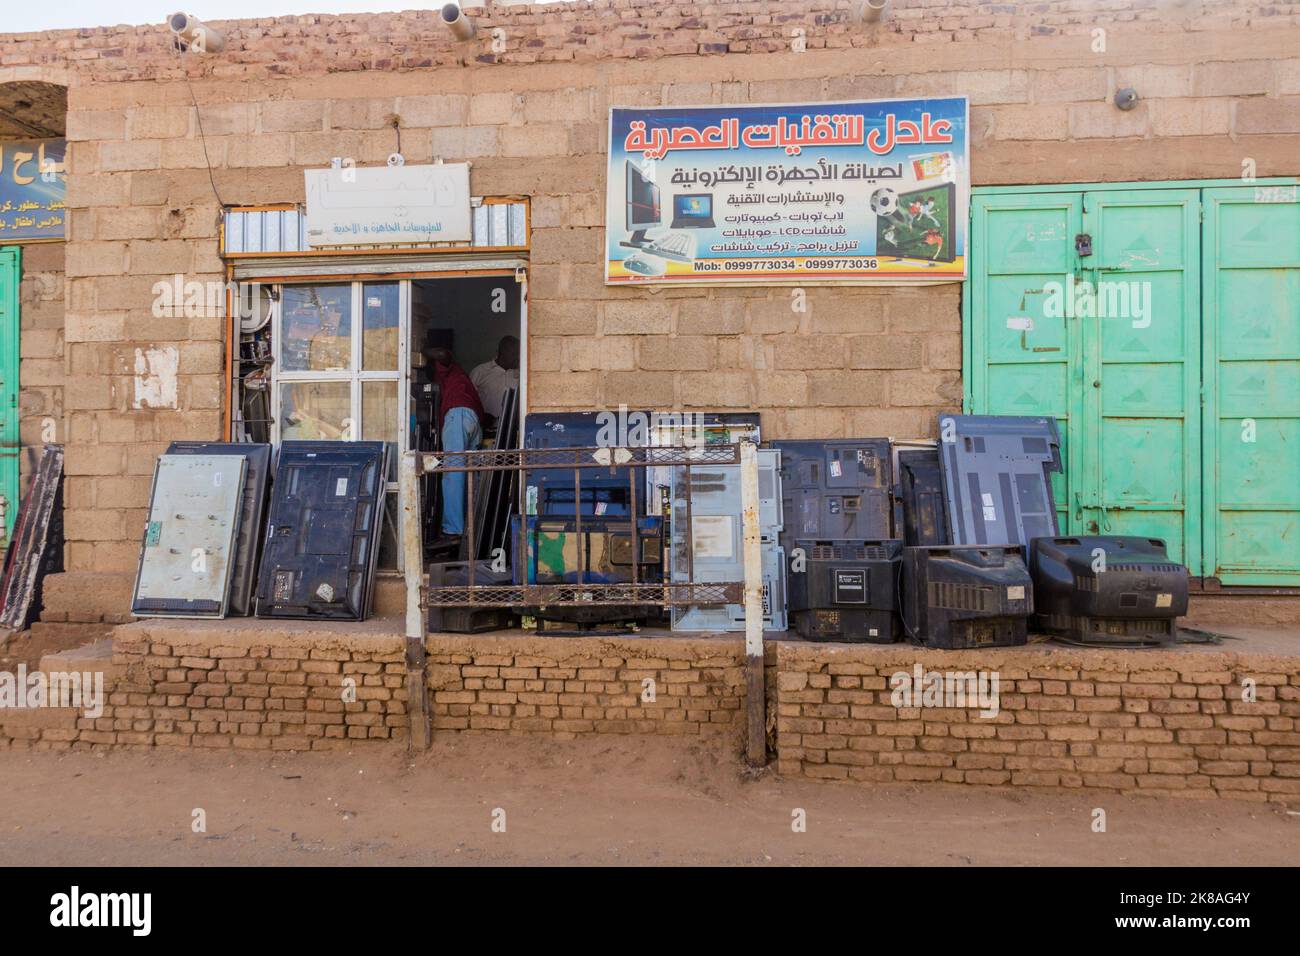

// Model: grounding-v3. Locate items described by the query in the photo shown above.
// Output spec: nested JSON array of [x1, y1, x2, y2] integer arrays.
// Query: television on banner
[[605, 98, 969, 285]]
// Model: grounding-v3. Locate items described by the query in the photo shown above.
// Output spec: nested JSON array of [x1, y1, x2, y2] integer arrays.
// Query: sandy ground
[[1, 736, 1296, 866]]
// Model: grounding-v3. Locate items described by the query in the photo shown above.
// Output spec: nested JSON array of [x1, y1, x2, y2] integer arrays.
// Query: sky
[[6, 1, 551, 33]]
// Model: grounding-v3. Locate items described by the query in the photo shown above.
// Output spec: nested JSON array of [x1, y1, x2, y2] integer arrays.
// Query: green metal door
[[1082, 189, 1201, 571], [967, 187, 1201, 573], [0, 246, 18, 550], [966, 192, 1081, 536], [1202, 186, 1300, 585]]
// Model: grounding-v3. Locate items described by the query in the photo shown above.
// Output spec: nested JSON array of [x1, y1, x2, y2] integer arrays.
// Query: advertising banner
[[606, 98, 968, 286], [0, 139, 66, 242]]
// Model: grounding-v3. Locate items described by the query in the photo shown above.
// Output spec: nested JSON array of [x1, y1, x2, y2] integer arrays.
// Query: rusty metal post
[[400, 450, 432, 750], [739, 439, 767, 767]]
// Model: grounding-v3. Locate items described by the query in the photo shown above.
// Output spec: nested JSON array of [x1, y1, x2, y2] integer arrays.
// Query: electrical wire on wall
[[168, 29, 225, 213]]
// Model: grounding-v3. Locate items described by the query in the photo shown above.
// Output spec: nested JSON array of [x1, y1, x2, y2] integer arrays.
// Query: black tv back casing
[[902, 545, 1033, 649], [895, 447, 950, 547], [789, 538, 902, 644], [427, 560, 516, 634], [1029, 535, 1189, 644]]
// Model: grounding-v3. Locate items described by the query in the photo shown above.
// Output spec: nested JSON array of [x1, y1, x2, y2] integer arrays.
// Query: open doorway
[[410, 275, 522, 566], [240, 271, 525, 571]]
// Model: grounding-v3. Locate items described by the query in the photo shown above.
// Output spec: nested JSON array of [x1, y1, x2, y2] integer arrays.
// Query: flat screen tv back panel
[[670, 449, 785, 632], [132, 454, 246, 618], [937, 415, 1062, 548], [523, 410, 649, 518], [256, 441, 388, 621], [166, 441, 271, 616], [895, 447, 950, 547], [773, 439, 892, 553]]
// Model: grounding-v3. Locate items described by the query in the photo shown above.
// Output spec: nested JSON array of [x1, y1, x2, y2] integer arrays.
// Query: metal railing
[[399, 440, 768, 764]]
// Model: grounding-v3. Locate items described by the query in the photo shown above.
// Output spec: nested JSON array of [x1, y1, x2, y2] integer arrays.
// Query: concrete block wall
[[0, 0, 1296, 583], [15, 241, 64, 497]]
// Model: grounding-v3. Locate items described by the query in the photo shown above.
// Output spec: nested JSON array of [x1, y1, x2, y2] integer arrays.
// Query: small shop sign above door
[[606, 98, 968, 286], [304, 162, 472, 247]]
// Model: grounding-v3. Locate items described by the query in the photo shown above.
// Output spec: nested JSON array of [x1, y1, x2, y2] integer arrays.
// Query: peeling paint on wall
[[133, 346, 178, 409]]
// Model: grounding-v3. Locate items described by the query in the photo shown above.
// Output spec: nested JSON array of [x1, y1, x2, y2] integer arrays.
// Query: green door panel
[[967, 189, 1202, 573], [1202, 186, 1300, 585], [1084, 189, 1201, 573], [0, 246, 18, 549], [967, 194, 1082, 536]]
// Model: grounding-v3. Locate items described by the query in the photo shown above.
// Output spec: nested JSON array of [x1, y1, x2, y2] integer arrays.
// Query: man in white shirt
[[470, 335, 520, 426]]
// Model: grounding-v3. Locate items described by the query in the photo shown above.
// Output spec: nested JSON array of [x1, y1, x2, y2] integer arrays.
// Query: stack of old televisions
[[129, 440, 391, 623], [784, 416, 1190, 649], [505, 410, 665, 633]]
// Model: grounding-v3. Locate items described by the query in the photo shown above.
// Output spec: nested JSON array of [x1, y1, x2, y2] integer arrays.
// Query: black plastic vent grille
[[929, 581, 992, 612]]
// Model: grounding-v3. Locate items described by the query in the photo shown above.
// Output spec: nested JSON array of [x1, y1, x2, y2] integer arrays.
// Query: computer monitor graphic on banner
[[623, 160, 660, 248]]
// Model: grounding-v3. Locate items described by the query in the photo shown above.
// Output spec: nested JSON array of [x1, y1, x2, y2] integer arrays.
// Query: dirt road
[[1, 737, 1295, 866]]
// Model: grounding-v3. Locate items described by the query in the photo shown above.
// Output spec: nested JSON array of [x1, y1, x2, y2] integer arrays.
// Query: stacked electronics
[[116, 411, 1190, 646], [900, 415, 1188, 647], [513, 411, 662, 631], [893, 415, 1066, 649], [774, 439, 898, 643], [130, 439, 390, 624], [668, 447, 785, 632]]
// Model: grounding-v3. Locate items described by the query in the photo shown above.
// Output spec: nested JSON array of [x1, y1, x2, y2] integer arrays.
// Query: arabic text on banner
[[0, 139, 66, 242]]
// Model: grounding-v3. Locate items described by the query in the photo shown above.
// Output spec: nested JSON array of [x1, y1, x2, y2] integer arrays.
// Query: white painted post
[[399, 450, 431, 749], [739, 439, 767, 767]]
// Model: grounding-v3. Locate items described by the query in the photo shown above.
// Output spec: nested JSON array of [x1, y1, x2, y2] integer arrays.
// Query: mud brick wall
[[775, 642, 1300, 804], [0, 1, 1295, 579], [4, 622, 1300, 807], [0, 622, 413, 751], [426, 633, 748, 736]]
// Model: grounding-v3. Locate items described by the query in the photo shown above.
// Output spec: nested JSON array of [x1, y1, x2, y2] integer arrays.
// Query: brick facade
[[0, 0, 1295, 581], [776, 643, 1300, 802], [4, 624, 1297, 805]]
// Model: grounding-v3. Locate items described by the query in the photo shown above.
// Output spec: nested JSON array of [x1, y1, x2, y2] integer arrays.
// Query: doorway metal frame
[[0, 245, 20, 548]]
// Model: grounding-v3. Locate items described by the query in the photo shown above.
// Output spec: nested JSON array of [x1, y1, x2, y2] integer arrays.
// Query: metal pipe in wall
[[440, 3, 476, 41], [855, 0, 888, 23]]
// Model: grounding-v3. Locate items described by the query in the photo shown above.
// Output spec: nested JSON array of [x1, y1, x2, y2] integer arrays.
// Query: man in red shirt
[[425, 345, 484, 540]]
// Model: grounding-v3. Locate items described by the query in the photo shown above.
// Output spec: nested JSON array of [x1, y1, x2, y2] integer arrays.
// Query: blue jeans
[[441, 406, 481, 536]]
